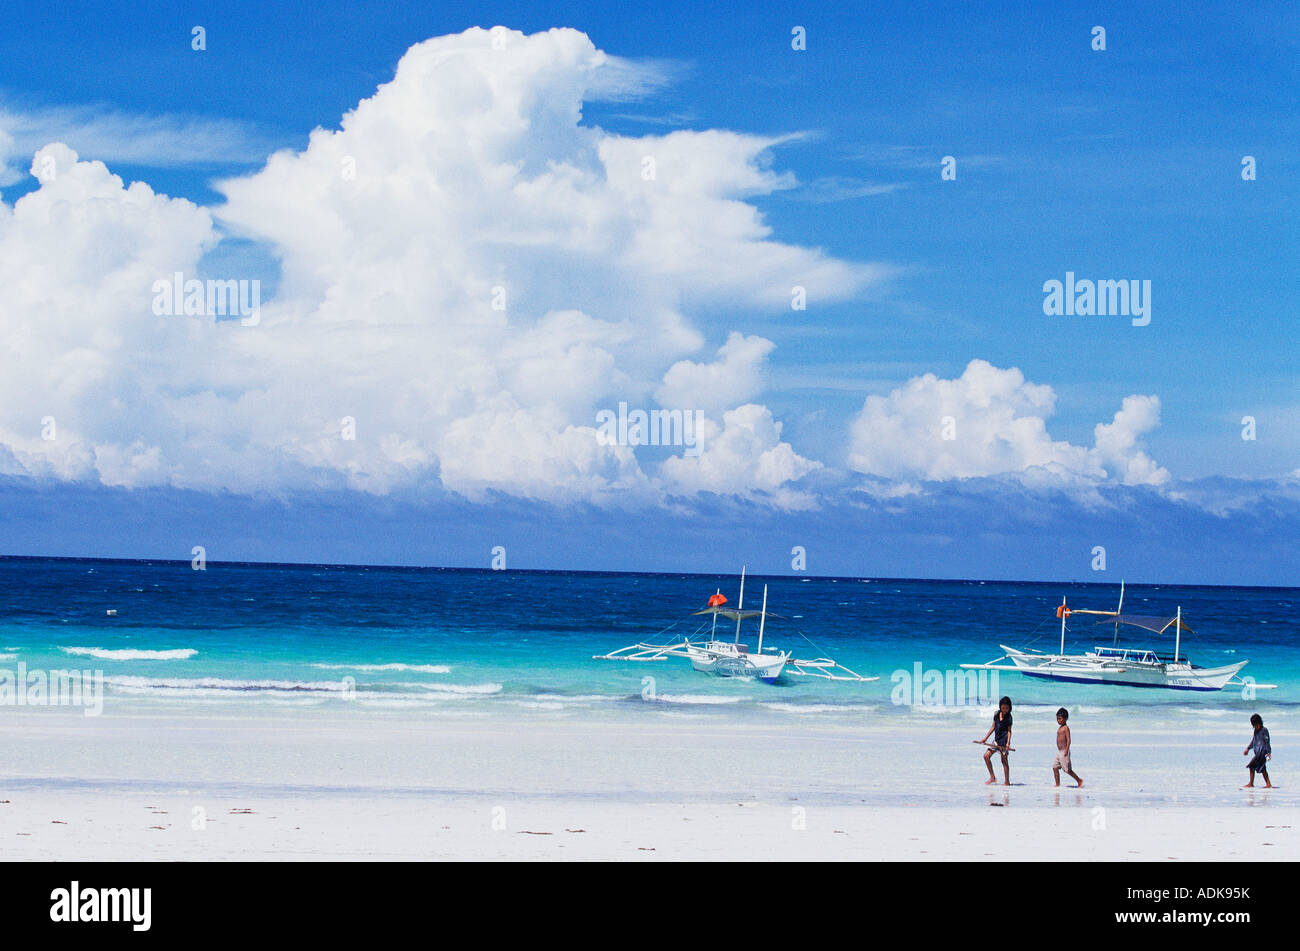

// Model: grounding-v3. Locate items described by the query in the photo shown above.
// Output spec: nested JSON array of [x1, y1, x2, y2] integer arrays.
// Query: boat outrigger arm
[[594, 638, 877, 682]]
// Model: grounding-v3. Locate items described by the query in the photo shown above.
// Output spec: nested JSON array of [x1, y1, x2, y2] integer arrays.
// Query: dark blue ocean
[[1, 557, 1295, 723]]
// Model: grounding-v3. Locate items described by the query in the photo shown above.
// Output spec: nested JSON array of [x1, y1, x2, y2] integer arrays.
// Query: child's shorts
[[1248, 752, 1267, 772], [1053, 750, 1072, 771]]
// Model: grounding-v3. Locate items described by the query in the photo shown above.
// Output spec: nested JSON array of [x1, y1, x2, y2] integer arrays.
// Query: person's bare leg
[[1053, 765, 1061, 787], [1261, 767, 1272, 789], [984, 749, 997, 784], [1067, 768, 1083, 787], [1001, 753, 1011, 786], [1244, 768, 1255, 788]]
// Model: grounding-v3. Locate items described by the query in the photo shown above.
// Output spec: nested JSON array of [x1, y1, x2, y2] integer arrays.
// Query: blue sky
[[0, 2, 1296, 583]]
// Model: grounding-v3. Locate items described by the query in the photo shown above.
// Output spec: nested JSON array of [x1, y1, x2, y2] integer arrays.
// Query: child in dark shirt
[[980, 696, 1013, 786], [1243, 714, 1272, 788]]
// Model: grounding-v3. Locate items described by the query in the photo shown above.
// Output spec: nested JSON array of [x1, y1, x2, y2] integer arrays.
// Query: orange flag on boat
[[707, 592, 727, 607]]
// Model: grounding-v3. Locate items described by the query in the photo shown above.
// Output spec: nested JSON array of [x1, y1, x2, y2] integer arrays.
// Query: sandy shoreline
[[2, 706, 1295, 860]]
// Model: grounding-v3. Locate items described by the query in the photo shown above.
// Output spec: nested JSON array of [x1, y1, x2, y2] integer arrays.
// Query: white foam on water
[[100, 674, 503, 705], [0, 653, 16, 662], [260, 698, 328, 707], [411, 682, 503, 696], [903, 702, 1117, 719], [654, 693, 745, 705], [908, 703, 994, 716], [104, 675, 348, 692], [107, 685, 334, 701], [60, 647, 197, 660], [119, 693, 331, 707], [760, 702, 877, 714], [1179, 707, 1235, 717], [310, 663, 451, 674], [354, 696, 450, 709], [1012, 704, 1110, 716]]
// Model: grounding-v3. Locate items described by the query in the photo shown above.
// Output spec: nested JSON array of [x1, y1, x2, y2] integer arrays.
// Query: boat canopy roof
[[1091, 614, 1193, 635], [692, 606, 783, 621]]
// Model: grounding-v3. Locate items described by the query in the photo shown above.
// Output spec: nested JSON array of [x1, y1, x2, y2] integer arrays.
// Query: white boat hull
[[1000, 645, 1248, 691], [687, 642, 787, 682]]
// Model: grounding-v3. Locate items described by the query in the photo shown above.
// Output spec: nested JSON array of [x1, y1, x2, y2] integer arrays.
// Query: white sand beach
[[5, 793, 1295, 861], [2, 706, 1295, 860]]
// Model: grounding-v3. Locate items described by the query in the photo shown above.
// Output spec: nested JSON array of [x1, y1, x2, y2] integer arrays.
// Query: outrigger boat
[[962, 584, 1275, 692], [593, 569, 877, 684]]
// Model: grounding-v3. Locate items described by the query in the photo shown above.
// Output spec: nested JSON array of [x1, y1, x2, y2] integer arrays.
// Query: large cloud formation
[[847, 359, 1169, 487], [0, 27, 878, 504], [1, 27, 1180, 512]]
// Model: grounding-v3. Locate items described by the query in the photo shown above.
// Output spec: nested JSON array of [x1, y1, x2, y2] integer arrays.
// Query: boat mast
[[1174, 605, 1181, 664], [757, 585, 768, 654], [1059, 595, 1067, 655], [1115, 581, 1124, 647], [735, 567, 745, 644]]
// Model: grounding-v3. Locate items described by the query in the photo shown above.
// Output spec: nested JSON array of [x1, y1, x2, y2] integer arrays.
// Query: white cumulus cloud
[[0, 27, 884, 504], [847, 359, 1168, 487], [662, 404, 822, 508], [655, 332, 774, 417], [1093, 395, 1170, 486]]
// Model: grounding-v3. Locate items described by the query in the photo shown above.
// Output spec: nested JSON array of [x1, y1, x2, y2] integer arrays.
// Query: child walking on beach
[[980, 696, 1013, 785], [1052, 708, 1083, 787], [1243, 714, 1272, 788]]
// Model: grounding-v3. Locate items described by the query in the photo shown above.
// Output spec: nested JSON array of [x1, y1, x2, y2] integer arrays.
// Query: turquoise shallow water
[[0, 557, 1295, 728]]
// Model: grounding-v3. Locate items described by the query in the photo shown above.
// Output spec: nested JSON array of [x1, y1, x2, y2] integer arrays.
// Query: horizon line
[[1, 552, 1296, 592]]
